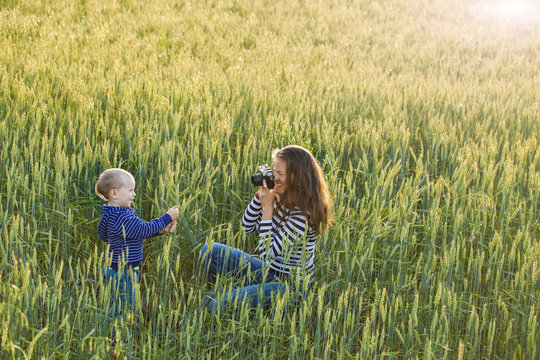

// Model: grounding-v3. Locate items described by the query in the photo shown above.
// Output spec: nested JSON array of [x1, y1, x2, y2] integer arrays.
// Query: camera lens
[[251, 174, 263, 186]]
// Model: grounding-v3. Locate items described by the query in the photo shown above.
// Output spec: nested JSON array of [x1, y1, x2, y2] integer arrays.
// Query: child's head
[[95, 168, 136, 207]]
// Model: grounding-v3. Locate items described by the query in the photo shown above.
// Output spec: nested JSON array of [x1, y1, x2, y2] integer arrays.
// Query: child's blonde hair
[[95, 168, 133, 201]]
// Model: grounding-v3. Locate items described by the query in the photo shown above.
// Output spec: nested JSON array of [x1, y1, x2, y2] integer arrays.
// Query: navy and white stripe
[[242, 196, 317, 278], [98, 205, 172, 264]]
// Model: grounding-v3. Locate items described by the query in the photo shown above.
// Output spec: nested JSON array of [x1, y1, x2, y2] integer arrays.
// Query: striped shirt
[[97, 205, 172, 264], [242, 196, 317, 278]]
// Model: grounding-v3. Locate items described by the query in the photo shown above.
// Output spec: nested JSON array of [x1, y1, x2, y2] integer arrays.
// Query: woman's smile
[[273, 158, 287, 195]]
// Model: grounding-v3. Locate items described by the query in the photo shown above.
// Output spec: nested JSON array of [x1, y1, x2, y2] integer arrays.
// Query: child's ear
[[108, 189, 117, 198]]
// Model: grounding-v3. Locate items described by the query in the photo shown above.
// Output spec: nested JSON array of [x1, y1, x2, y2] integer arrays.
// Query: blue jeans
[[102, 266, 140, 327], [199, 242, 306, 313]]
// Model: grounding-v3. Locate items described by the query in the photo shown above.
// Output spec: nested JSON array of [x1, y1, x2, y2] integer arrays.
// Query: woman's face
[[273, 158, 288, 196]]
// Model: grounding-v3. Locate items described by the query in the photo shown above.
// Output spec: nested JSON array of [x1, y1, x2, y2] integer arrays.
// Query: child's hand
[[168, 220, 177, 233], [159, 220, 177, 234], [159, 224, 169, 234], [167, 206, 179, 221]]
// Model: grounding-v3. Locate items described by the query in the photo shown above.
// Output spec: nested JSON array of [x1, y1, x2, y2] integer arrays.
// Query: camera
[[251, 165, 275, 189]]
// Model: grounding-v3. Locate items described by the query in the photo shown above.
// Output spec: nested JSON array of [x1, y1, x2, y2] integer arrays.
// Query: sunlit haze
[[487, 0, 539, 23]]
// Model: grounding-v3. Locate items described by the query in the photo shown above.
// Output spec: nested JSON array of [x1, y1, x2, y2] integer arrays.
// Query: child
[[95, 168, 179, 340]]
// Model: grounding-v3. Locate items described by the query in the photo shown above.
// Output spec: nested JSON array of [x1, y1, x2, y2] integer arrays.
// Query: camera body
[[251, 165, 275, 189]]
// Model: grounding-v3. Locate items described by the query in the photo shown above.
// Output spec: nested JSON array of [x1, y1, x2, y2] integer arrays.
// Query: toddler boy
[[95, 168, 179, 340]]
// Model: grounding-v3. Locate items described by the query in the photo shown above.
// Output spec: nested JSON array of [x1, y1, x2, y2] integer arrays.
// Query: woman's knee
[[200, 243, 209, 262], [199, 242, 227, 265]]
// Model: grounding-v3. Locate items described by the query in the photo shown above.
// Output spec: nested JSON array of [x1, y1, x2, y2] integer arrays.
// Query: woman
[[199, 145, 333, 313]]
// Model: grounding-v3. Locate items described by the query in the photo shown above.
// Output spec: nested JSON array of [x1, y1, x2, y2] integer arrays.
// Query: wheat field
[[0, 0, 539, 358]]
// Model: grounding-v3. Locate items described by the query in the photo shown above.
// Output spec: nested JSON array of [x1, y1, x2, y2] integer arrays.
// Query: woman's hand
[[258, 179, 274, 221]]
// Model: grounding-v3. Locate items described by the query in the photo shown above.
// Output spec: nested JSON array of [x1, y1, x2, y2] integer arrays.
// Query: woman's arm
[[242, 196, 262, 233], [244, 178, 275, 233], [258, 210, 311, 262]]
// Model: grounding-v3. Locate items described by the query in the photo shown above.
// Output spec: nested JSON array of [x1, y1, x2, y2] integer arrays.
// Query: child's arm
[[97, 218, 108, 242], [120, 207, 179, 240]]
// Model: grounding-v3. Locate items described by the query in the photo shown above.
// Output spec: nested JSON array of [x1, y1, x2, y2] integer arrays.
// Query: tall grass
[[1, 0, 539, 358]]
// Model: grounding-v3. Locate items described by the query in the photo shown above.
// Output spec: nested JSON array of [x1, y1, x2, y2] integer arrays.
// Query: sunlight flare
[[488, 0, 539, 22]]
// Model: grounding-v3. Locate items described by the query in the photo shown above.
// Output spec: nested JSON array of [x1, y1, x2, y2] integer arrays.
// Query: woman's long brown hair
[[273, 145, 334, 235]]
